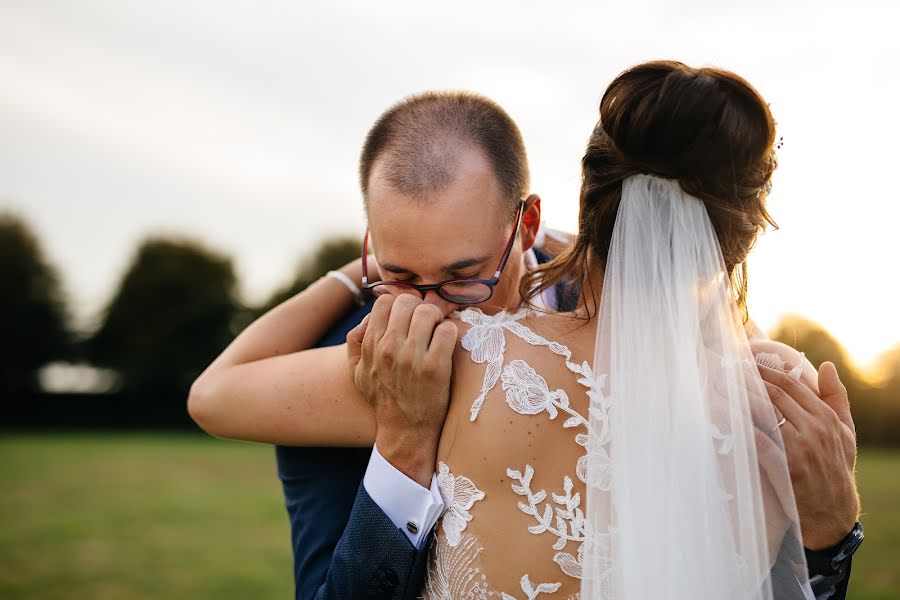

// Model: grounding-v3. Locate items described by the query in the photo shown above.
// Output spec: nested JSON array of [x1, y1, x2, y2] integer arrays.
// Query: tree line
[[1, 213, 898, 443]]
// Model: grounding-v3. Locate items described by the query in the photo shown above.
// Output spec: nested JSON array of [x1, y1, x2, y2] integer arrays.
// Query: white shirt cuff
[[363, 445, 445, 550]]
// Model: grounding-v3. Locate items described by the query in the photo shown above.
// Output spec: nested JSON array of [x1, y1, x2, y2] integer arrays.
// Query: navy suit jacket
[[274, 301, 410, 599]]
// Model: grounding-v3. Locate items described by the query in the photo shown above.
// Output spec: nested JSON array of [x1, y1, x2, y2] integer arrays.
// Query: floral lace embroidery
[[459, 309, 526, 421], [422, 532, 491, 600], [500, 359, 600, 487], [447, 309, 766, 595], [508, 465, 586, 579], [456, 308, 611, 585], [755, 351, 806, 380], [437, 462, 486, 548], [459, 309, 574, 421], [500, 575, 561, 600], [422, 530, 565, 600]]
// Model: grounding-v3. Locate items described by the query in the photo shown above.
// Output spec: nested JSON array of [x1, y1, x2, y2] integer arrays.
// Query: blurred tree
[[258, 237, 361, 314], [769, 314, 857, 380], [862, 345, 900, 445], [87, 237, 242, 406], [874, 345, 900, 391], [770, 315, 900, 445], [0, 214, 70, 394]]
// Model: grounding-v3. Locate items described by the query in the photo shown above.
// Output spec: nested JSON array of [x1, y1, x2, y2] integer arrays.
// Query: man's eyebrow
[[380, 263, 412, 274], [379, 256, 491, 276], [443, 256, 491, 273]]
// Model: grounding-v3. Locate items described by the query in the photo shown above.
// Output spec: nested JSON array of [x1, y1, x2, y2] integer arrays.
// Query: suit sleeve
[[313, 483, 432, 600], [809, 560, 851, 600]]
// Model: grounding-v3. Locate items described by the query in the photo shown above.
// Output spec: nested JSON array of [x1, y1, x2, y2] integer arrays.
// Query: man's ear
[[519, 194, 541, 252]]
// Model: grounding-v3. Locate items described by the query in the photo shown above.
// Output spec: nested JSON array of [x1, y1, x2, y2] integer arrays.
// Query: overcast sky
[[1, 0, 898, 369]]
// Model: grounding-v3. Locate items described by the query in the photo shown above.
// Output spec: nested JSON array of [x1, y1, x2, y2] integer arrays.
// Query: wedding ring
[[770, 416, 787, 433]]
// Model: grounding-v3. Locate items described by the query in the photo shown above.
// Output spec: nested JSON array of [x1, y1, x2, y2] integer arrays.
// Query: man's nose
[[422, 290, 458, 317]]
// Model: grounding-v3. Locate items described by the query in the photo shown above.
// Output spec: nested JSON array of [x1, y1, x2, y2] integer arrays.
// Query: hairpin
[[756, 179, 773, 199]]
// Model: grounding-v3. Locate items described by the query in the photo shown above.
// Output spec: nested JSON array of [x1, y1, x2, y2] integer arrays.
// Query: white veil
[[581, 175, 812, 599]]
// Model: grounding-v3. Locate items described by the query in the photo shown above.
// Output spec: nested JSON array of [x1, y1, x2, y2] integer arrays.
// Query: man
[[189, 91, 861, 599]]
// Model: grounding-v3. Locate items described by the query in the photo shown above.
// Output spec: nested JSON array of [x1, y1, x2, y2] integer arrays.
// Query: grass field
[[0, 433, 897, 599]]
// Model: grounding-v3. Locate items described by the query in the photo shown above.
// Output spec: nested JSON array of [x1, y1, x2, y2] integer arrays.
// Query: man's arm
[[759, 361, 861, 599], [314, 483, 433, 600], [311, 295, 455, 599], [312, 454, 444, 600]]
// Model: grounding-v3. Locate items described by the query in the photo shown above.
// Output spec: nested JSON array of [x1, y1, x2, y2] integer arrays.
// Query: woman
[[405, 61, 813, 598], [193, 61, 815, 598]]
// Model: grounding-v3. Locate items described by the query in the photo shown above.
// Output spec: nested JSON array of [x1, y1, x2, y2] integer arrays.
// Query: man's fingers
[[346, 313, 370, 348], [758, 363, 829, 418], [363, 295, 394, 355], [345, 313, 369, 366], [384, 294, 421, 344], [763, 380, 810, 429], [818, 361, 855, 431], [408, 303, 445, 353], [424, 320, 459, 375]]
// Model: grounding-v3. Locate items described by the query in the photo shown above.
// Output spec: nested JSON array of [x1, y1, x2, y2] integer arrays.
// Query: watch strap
[[805, 521, 864, 575]]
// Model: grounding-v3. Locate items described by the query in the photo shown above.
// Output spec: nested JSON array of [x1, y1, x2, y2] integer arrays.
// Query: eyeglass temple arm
[[493, 201, 526, 278], [361, 231, 370, 286]]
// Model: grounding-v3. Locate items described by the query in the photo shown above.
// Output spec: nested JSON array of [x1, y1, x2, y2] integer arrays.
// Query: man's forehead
[[365, 145, 514, 274], [369, 218, 498, 275]]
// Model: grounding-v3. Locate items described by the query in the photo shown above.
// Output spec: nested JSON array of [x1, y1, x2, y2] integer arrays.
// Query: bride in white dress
[[415, 61, 813, 599], [190, 60, 817, 599]]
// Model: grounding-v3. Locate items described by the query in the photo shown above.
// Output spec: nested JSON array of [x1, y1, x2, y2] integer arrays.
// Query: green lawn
[[0, 434, 897, 599], [0, 433, 292, 599]]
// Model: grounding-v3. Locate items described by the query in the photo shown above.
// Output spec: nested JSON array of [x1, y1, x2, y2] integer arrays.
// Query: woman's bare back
[[423, 308, 597, 599], [421, 308, 815, 599]]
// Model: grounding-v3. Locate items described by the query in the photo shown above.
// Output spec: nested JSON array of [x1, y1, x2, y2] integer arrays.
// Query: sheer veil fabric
[[582, 175, 812, 599]]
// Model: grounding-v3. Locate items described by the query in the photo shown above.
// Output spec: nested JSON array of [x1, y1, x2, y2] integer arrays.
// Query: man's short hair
[[359, 91, 529, 214]]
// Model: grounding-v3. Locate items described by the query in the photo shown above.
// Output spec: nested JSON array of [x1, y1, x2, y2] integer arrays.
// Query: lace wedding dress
[[419, 307, 814, 600], [421, 307, 601, 600], [421, 176, 812, 600]]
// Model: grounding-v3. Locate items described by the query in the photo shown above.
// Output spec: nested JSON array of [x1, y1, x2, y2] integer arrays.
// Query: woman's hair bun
[[599, 61, 775, 182]]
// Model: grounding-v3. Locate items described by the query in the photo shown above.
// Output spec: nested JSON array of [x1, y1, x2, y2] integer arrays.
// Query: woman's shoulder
[[748, 335, 819, 393]]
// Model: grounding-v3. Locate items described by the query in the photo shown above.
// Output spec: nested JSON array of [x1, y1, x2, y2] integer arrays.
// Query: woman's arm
[[187, 258, 377, 446], [189, 344, 376, 446], [207, 258, 368, 369]]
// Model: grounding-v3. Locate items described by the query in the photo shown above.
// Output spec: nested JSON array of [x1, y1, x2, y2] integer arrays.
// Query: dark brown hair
[[359, 91, 529, 214], [524, 61, 778, 320]]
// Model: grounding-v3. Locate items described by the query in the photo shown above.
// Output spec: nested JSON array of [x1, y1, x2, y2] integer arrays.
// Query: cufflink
[[406, 521, 419, 535]]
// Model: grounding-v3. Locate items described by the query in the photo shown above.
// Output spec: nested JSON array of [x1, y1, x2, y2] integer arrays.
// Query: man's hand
[[759, 360, 860, 550], [346, 294, 458, 488]]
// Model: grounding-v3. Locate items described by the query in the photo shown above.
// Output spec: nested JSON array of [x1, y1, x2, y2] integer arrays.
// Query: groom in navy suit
[[266, 92, 860, 599], [279, 245, 578, 599]]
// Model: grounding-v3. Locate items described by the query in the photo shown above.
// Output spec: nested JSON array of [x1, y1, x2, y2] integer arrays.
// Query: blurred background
[[1, 0, 897, 598]]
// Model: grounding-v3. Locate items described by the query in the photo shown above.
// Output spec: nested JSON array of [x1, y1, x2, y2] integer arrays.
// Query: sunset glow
[[1, 0, 897, 369]]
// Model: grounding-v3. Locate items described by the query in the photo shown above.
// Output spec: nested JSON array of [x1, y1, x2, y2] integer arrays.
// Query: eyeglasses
[[361, 200, 525, 305]]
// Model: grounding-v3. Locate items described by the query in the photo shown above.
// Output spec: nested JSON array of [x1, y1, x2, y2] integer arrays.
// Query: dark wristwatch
[[805, 521, 864, 575]]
